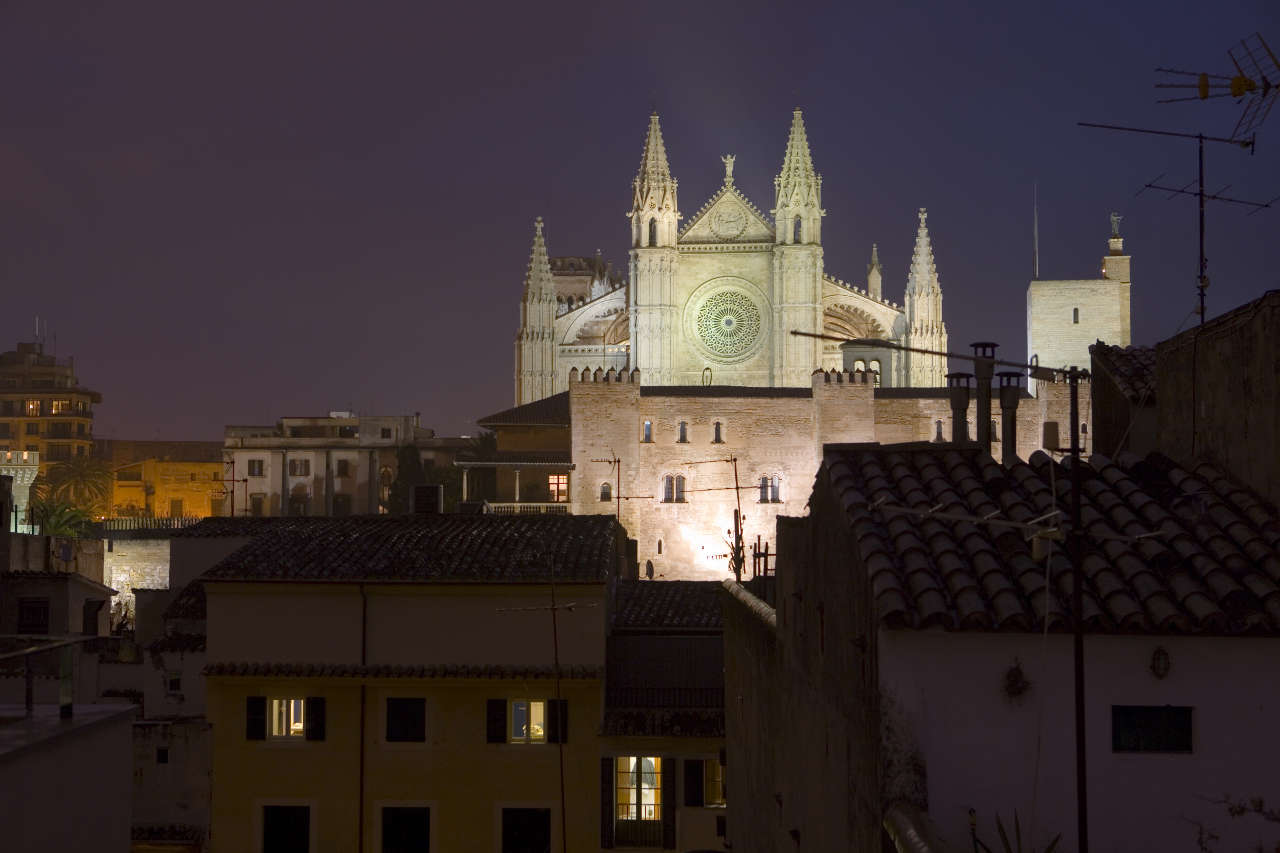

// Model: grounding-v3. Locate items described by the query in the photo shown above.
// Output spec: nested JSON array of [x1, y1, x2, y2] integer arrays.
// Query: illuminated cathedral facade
[[514, 110, 950, 404]]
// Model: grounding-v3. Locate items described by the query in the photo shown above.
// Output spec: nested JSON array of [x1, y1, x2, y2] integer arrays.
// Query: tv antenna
[[1155, 32, 1279, 142], [1077, 122, 1276, 324]]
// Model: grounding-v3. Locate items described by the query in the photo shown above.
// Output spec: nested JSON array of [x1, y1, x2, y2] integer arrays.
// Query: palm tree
[[26, 495, 92, 537], [43, 456, 113, 516]]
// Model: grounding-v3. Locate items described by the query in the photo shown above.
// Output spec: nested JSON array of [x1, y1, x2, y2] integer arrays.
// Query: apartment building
[[0, 341, 100, 473]]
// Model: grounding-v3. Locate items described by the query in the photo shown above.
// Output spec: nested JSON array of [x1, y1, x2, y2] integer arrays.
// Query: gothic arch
[[823, 303, 887, 342]]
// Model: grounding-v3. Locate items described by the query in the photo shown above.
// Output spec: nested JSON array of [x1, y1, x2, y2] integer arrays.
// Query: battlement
[[811, 368, 879, 388], [568, 366, 641, 384]]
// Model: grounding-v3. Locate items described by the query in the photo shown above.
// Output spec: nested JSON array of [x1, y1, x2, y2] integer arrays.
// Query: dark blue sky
[[2, 1, 1277, 440]]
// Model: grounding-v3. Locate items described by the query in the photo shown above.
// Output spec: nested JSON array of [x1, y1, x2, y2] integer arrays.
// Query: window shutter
[[661, 755, 676, 848], [246, 696, 267, 740], [684, 758, 704, 807], [305, 697, 326, 741], [547, 699, 568, 744], [600, 757, 614, 849], [486, 699, 507, 744]]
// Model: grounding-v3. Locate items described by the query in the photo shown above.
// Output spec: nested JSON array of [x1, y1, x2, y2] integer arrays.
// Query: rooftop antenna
[[1032, 182, 1040, 280], [1155, 32, 1279, 141]]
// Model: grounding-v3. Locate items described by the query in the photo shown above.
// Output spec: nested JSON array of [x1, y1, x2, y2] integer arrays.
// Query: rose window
[[696, 290, 762, 358]]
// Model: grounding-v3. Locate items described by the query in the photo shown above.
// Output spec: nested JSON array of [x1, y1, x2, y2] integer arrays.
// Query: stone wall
[[104, 538, 171, 614], [1027, 278, 1131, 374], [570, 372, 1088, 579], [1156, 290, 1280, 508]]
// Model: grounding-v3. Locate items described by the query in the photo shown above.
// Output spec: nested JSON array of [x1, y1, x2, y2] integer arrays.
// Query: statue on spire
[[721, 154, 736, 185], [1110, 211, 1123, 237]]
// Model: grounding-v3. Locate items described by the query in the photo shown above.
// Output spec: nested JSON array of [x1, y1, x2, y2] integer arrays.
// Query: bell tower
[[628, 113, 681, 383], [771, 109, 825, 385]]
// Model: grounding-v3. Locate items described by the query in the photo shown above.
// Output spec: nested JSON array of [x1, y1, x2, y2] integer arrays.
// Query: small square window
[[25, 423, 38, 435], [509, 699, 546, 744], [548, 474, 568, 503], [386, 698, 426, 743], [166, 673, 182, 695], [287, 459, 311, 477], [381, 428, 392, 439], [247, 459, 265, 477], [271, 698, 307, 738], [336, 459, 351, 478]]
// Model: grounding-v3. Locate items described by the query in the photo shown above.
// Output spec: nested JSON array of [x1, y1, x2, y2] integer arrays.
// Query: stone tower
[[903, 208, 948, 386], [628, 113, 681, 384], [771, 109, 825, 386], [1026, 214, 1132, 380], [514, 217, 558, 405]]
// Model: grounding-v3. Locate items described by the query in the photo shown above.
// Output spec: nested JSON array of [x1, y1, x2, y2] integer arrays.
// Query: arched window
[[793, 217, 802, 244], [662, 475, 674, 503], [759, 476, 770, 503], [712, 421, 723, 443], [1073, 307, 1080, 324], [674, 475, 686, 502], [677, 421, 688, 443], [642, 420, 652, 443], [600, 482, 612, 502], [934, 419, 945, 441], [770, 475, 781, 503], [657, 539, 662, 555], [648, 218, 658, 247], [853, 359, 867, 372], [991, 419, 1000, 441]]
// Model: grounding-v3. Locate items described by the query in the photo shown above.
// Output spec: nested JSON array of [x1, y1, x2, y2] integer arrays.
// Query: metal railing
[[482, 502, 571, 515], [0, 635, 94, 719]]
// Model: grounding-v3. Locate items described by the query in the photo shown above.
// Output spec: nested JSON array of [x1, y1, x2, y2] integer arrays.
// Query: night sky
[[2, 1, 1278, 441]]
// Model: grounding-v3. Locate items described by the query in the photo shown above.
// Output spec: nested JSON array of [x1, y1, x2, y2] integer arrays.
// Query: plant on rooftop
[[384, 444, 426, 514], [970, 809, 1060, 853], [34, 456, 113, 517], [25, 494, 92, 537]]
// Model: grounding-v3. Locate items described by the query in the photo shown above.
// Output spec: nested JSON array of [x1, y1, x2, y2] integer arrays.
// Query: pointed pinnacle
[[638, 113, 672, 181], [869, 243, 881, 271]]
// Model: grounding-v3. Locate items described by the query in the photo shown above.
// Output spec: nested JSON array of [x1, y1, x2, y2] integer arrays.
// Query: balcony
[[482, 501, 570, 515]]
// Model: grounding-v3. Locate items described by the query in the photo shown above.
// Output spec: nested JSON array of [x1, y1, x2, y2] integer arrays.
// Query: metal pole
[[1069, 369, 1089, 853], [1198, 134, 1206, 324]]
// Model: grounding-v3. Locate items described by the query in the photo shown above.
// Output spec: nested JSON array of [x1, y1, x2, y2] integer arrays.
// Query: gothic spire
[[524, 216, 555, 298], [632, 112, 677, 214], [868, 243, 881, 274], [773, 109, 824, 243], [867, 243, 883, 301], [906, 208, 940, 295]]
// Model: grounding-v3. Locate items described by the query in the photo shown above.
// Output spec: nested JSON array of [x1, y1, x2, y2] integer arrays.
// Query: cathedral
[[514, 110, 949, 404]]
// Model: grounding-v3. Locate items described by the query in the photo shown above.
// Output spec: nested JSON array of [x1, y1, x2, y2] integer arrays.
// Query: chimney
[[997, 372, 1023, 466], [946, 373, 972, 443], [971, 342, 997, 454]]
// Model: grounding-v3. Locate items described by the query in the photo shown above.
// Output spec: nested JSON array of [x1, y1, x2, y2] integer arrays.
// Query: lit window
[[616, 756, 663, 829], [272, 698, 307, 738], [642, 421, 652, 443], [712, 422, 723, 443], [677, 421, 688, 443], [704, 759, 725, 806], [548, 474, 568, 503], [510, 700, 546, 744], [50, 399, 71, 414], [600, 482, 612, 502], [24, 399, 40, 416]]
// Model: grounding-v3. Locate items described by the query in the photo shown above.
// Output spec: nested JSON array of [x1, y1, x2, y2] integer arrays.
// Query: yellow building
[[112, 458, 224, 518], [199, 515, 728, 853]]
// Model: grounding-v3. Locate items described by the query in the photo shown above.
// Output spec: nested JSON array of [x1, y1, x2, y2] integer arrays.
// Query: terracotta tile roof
[[172, 516, 340, 539], [204, 662, 603, 679], [163, 580, 207, 620], [613, 580, 723, 630], [200, 514, 621, 584], [477, 392, 570, 427], [1090, 342, 1156, 404], [823, 444, 1280, 635], [600, 708, 725, 738]]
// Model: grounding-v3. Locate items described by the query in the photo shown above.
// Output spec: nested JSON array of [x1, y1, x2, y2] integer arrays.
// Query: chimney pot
[[997, 371, 1023, 466], [970, 343, 997, 453], [946, 372, 973, 444]]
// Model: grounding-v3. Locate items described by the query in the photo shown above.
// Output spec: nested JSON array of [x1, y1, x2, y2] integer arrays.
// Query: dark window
[[1073, 307, 1080, 324], [250, 494, 266, 517], [380, 428, 392, 439], [677, 422, 688, 443], [166, 673, 182, 694], [169, 499, 184, 518], [502, 808, 551, 853], [247, 459, 265, 477], [288, 495, 310, 517], [712, 422, 723, 443], [46, 444, 72, 462], [333, 494, 353, 517], [76, 422, 85, 436], [246, 696, 267, 740], [288, 459, 311, 477], [600, 482, 612, 502], [17, 597, 49, 635], [48, 422, 72, 438], [648, 218, 657, 247], [263, 805, 310, 853], [386, 698, 426, 743], [486, 698, 507, 743], [382, 807, 430, 853], [793, 217, 802, 243], [81, 599, 104, 635], [1112, 705, 1193, 753], [759, 477, 769, 503], [674, 475, 685, 503], [156, 747, 169, 764], [25, 422, 38, 435], [336, 459, 351, 478], [642, 421, 652, 443]]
